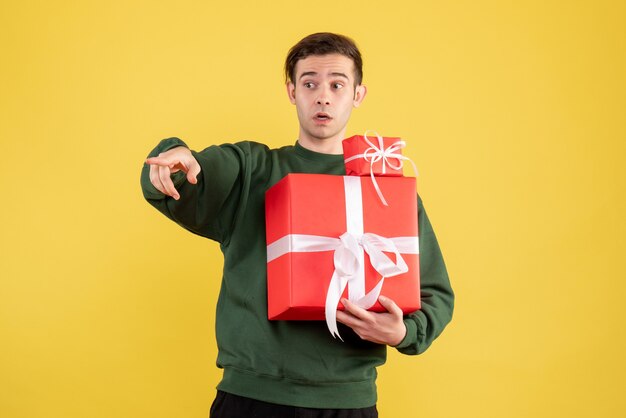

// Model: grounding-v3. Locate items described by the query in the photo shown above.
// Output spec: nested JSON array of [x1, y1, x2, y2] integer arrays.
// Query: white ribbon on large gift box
[[266, 176, 419, 340]]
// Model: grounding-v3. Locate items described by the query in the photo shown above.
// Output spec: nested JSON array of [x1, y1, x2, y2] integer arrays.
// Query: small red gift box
[[265, 173, 420, 338], [343, 133, 406, 176]]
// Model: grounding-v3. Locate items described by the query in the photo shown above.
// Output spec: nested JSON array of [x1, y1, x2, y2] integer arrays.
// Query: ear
[[353, 84, 367, 108], [286, 81, 296, 104]]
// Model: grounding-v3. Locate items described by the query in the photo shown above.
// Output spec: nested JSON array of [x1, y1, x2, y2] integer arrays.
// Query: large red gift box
[[343, 134, 406, 176], [265, 173, 420, 337]]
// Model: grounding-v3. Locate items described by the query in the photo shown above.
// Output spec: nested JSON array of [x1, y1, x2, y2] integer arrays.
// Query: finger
[[158, 165, 180, 200], [149, 164, 167, 194], [341, 298, 374, 322], [378, 295, 403, 317], [186, 160, 201, 184], [336, 309, 361, 328], [156, 165, 172, 195], [336, 311, 380, 343], [146, 155, 176, 167], [146, 146, 189, 166]]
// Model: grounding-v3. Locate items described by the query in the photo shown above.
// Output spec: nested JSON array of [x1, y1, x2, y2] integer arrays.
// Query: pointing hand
[[145, 146, 201, 200]]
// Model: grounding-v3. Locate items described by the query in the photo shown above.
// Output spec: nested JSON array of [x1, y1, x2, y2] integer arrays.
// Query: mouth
[[313, 112, 333, 123]]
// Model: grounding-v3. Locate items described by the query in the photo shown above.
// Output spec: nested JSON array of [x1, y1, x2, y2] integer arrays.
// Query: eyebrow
[[298, 71, 350, 80]]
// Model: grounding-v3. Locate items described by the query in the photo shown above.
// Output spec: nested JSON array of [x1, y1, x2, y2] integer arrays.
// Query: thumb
[[378, 295, 403, 317], [186, 159, 201, 184]]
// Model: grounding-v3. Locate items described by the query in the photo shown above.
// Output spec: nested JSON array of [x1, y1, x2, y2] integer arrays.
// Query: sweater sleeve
[[140, 137, 252, 244], [393, 195, 455, 355]]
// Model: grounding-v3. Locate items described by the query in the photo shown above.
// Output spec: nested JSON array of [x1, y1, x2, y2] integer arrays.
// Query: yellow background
[[1, 1, 624, 417]]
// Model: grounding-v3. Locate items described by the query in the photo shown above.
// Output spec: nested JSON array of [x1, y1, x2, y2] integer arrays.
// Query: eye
[[304, 82, 315, 88], [333, 82, 344, 89]]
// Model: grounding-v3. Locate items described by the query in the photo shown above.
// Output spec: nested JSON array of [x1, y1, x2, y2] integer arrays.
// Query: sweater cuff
[[394, 318, 418, 350]]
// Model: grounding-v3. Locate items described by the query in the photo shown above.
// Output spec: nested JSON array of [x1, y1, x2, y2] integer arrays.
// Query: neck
[[297, 133, 345, 155]]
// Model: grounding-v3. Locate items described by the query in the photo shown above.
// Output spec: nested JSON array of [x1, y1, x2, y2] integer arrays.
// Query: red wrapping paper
[[265, 173, 420, 320], [343, 135, 405, 176]]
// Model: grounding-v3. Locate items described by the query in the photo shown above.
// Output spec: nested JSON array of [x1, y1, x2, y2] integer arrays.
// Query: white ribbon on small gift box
[[344, 130, 419, 206], [266, 176, 419, 340]]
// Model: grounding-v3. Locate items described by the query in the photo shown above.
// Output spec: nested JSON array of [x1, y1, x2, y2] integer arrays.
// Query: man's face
[[287, 53, 366, 149]]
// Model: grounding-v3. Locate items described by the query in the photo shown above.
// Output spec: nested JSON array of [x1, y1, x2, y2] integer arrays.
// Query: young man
[[141, 33, 454, 417]]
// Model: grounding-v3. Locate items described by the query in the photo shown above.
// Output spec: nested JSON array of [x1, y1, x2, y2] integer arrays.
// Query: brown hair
[[284, 32, 363, 87]]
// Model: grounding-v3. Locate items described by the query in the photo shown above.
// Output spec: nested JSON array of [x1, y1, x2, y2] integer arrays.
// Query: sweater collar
[[294, 140, 345, 164]]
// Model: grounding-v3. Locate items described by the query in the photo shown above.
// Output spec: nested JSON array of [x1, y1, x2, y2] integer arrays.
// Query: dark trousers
[[210, 390, 379, 418]]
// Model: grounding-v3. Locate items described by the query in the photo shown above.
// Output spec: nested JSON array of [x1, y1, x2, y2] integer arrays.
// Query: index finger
[[378, 295, 403, 317], [146, 155, 175, 166]]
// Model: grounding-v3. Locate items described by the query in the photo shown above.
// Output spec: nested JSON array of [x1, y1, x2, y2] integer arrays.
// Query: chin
[[313, 133, 340, 141], [311, 127, 339, 139]]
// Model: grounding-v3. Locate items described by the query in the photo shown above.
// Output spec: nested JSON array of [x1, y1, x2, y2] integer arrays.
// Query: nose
[[316, 86, 331, 105], [316, 97, 331, 105]]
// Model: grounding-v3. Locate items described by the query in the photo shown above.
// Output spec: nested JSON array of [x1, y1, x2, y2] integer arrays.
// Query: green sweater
[[140, 137, 454, 408]]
